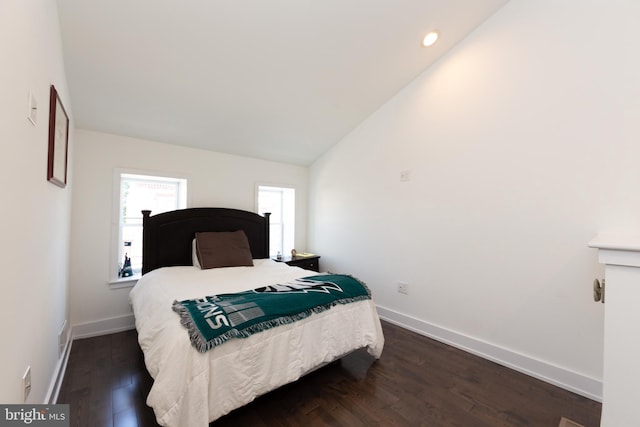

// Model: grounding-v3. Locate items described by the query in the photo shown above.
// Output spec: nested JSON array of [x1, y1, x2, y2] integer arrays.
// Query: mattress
[[129, 259, 384, 426]]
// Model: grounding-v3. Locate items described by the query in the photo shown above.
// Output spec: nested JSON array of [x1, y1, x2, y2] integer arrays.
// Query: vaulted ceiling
[[56, 0, 509, 165]]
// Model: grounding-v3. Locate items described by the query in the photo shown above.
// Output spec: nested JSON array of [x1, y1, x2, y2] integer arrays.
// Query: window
[[112, 172, 187, 283], [256, 185, 295, 258]]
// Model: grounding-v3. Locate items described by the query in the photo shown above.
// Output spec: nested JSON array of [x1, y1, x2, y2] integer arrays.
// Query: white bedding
[[129, 259, 384, 427]]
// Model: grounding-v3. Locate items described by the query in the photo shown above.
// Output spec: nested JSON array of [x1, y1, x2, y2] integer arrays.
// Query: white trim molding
[[376, 305, 602, 402], [45, 335, 72, 404], [72, 314, 136, 340]]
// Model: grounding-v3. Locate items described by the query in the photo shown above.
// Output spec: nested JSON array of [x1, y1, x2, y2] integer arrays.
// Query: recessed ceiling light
[[422, 31, 439, 47]]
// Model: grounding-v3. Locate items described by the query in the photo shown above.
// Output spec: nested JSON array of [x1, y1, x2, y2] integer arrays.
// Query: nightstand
[[274, 255, 321, 272]]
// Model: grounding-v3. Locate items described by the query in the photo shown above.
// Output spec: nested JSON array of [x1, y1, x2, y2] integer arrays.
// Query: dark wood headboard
[[141, 208, 271, 275]]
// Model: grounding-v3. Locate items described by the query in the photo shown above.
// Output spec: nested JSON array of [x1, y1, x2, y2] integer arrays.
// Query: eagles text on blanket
[[195, 298, 230, 330]]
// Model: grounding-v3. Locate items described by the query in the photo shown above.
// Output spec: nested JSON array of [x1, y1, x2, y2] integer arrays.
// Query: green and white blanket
[[172, 274, 371, 352]]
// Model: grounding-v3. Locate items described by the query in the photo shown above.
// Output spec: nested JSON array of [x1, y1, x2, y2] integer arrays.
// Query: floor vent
[[58, 320, 68, 358]]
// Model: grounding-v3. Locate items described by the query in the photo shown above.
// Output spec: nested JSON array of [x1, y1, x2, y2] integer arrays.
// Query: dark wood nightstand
[[274, 255, 320, 272]]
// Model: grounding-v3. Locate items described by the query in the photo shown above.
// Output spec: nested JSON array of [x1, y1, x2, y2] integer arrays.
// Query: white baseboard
[[72, 314, 136, 340], [376, 305, 603, 402], [45, 334, 72, 404]]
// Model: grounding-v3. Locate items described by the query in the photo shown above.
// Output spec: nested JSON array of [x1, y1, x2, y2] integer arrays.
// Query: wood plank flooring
[[57, 321, 601, 426]]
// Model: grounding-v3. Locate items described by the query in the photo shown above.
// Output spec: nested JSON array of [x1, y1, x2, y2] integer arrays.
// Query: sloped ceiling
[[56, 0, 508, 165]]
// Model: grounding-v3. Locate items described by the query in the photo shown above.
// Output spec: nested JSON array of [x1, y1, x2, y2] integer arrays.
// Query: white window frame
[[110, 169, 189, 288], [255, 184, 295, 258]]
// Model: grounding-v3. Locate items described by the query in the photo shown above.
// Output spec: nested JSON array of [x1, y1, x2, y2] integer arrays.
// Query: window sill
[[109, 275, 141, 289]]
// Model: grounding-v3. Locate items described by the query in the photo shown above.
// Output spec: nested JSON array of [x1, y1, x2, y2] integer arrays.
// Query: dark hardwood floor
[[57, 321, 601, 427]]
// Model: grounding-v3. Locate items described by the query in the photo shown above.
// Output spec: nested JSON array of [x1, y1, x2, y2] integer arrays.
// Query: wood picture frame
[[47, 84, 69, 188]]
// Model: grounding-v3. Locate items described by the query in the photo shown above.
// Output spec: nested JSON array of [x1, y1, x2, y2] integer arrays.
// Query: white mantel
[[589, 234, 640, 427]]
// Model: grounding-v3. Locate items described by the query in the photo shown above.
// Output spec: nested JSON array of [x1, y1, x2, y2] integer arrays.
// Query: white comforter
[[129, 259, 384, 427]]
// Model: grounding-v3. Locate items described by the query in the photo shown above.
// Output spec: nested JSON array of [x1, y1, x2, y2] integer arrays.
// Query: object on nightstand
[[291, 249, 297, 257], [295, 252, 316, 258]]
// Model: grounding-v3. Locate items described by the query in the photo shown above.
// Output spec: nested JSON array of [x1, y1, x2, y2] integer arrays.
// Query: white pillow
[[192, 238, 201, 269]]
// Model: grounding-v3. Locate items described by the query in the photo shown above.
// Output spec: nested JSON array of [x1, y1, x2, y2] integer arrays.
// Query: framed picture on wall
[[47, 84, 69, 188]]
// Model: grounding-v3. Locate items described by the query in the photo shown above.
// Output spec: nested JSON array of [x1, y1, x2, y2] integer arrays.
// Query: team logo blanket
[[172, 274, 371, 352]]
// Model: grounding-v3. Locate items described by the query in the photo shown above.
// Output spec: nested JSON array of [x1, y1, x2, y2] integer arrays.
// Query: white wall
[[310, 0, 640, 400], [69, 129, 308, 332], [0, 1, 73, 403]]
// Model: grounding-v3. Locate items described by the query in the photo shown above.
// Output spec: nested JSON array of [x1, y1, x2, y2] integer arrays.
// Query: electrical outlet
[[400, 170, 411, 182], [398, 282, 409, 294], [22, 366, 31, 402]]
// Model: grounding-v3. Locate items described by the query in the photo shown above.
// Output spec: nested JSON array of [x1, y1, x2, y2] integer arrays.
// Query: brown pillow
[[195, 231, 254, 269]]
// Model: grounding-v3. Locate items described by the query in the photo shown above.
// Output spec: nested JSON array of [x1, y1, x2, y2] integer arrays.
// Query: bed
[[129, 207, 384, 426]]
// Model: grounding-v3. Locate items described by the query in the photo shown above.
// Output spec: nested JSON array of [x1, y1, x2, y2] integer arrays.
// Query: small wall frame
[[47, 84, 69, 188]]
